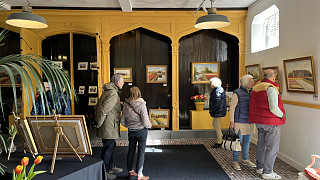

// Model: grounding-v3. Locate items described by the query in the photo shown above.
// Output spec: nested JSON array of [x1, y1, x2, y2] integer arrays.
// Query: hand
[[229, 121, 234, 128]]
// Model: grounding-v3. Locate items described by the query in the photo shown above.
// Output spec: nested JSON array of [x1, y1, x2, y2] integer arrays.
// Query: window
[[251, 5, 279, 53]]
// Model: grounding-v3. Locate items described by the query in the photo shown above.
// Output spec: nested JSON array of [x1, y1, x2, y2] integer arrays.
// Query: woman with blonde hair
[[120, 86, 151, 180]]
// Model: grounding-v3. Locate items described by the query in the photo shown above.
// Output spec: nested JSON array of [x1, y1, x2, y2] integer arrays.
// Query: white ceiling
[[2, 0, 258, 11]]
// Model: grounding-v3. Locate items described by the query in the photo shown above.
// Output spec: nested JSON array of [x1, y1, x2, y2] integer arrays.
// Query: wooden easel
[[50, 110, 82, 173]]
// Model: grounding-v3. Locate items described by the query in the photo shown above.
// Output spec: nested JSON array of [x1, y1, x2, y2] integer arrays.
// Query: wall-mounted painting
[[52, 61, 63, 69], [191, 62, 220, 84], [90, 62, 98, 70], [262, 66, 282, 92], [78, 62, 88, 70], [88, 97, 98, 106], [78, 86, 85, 94], [283, 56, 317, 94], [114, 68, 132, 82], [146, 65, 167, 83], [245, 64, 261, 85], [149, 109, 170, 128], [88, 86, 97, 94]]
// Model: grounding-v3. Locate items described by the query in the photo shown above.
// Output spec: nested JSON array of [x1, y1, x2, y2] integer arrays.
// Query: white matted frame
[[88, 97, 98, 106], [78, 62, 88, 70], [52, 61, 63, 69], [88, 86, 97, 94]]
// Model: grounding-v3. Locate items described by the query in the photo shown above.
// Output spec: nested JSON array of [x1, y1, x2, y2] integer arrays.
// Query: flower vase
[[195, 102, 205, 111]]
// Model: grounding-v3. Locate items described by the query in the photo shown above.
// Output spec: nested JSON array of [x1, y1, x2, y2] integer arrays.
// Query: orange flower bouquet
[[13, 156, 46, 180], [190, 95, 207, 102]]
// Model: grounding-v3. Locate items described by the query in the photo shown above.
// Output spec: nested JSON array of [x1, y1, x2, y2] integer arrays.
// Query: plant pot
[[195, 102, 205, 111]]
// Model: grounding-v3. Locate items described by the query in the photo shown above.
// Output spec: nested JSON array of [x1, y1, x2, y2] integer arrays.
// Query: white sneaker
[[232, 162, 241, 171], [256, 168, 263, 174], [262, 172, 281, 179], [242, 160, 257, 168]]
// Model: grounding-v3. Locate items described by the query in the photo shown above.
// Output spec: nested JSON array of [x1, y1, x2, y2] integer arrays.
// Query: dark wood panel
[[179, 29, 239, 129]]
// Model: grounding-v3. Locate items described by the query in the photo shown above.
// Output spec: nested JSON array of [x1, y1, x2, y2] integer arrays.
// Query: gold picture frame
[[262, 66, 282, 92], [191, 62, 220, 84], [114, 68, 133, 82], [146, 65, 167, 83], [283, 56, 317, 94], [149, 109, 170, 128], [14, 118, 38, 155], [245, 64, 261, 85], [26, 115, 92, 155]]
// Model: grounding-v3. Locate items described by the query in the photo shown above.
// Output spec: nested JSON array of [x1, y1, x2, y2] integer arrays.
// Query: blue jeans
[[101, 139, 116, 170], [233, 129, 252, 162], [127, 128, 148, 174]]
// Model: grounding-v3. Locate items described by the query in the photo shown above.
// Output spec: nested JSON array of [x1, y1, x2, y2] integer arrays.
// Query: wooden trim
[[69, 33, 75, 115], [282, 100, 320, 110]]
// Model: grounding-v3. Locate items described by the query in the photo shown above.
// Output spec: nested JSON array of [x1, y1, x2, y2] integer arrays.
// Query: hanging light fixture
[[6, 5, 48, 29], [194, 0, 230, 29]]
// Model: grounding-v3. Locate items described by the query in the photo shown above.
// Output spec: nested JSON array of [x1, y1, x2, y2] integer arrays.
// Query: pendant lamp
[[6, 6, 48, 29], [194, 0, 230, 29]]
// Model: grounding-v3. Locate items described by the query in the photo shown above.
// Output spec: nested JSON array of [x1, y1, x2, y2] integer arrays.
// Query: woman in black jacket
[[209, 77, 227, 148]]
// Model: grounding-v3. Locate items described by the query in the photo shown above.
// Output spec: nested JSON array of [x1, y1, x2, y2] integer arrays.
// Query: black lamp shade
[[6, 12, 48, 29], [195, 14, 230, 29]]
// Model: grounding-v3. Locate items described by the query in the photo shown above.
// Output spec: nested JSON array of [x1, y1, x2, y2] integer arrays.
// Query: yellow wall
[[0, 9, 246, 130]]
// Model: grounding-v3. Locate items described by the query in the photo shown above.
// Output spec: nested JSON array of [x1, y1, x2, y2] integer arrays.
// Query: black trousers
[[101, 139, 116, 170]]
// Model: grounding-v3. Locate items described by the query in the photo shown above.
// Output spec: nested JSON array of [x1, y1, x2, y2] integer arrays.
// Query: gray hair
[[240, 75, 253, 87], [210, 77, 222, 87], [111, 74, 122, 86], [263, 69, 275, 79]]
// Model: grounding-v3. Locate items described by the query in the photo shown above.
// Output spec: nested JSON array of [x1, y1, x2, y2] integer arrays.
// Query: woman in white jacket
[[121, 86, 152, 180]]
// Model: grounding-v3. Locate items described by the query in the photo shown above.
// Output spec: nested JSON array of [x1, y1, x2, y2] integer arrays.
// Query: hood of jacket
[[103, 82, 119, 93]]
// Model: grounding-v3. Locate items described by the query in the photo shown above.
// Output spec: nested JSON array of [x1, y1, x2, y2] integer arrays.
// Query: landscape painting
[[245, 64, 261, 85], [146, 65, 167, 83], [283, 56, 317, 94], [149, 109, 170, 128], [114, 68, 132, 82], [191, 62, 220, 84]]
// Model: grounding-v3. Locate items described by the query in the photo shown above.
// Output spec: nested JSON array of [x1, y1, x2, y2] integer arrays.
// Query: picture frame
[[245, 64, 261, 85], [26, 115, 92, 155], [262, 66, 282, 92], [283, 56, 317, 94], [14, 118, 38, 155], [88, 97, 98, 106], [52, 61, 63, 69], [78, 86, 85, 94], [88, 86, 97, 94], [225, 91, 233, 107], [146, 65, 167, 83], [114, 68, 132, 82], [78, 62, 88, 70], [149, 109, 170, 128], [191, 62, 220, 84], [90, 62, 98, 70]]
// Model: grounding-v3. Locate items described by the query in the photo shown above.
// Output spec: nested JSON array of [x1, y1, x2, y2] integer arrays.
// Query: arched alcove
[[178, 29, 239, 129], [110, 28, 172, 129]]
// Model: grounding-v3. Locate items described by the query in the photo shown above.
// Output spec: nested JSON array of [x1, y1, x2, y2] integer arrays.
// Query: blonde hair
[[126, 86, 141, 102]]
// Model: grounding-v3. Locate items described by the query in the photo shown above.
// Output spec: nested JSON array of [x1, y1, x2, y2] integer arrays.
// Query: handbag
[[305, 155, 320, 180], [221, 128, 241, 151]]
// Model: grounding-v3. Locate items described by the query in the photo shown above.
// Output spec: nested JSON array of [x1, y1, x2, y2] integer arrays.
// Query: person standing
[[249, 69, 286, 180], [229, 75, 256, 170], [121, 86, 151, 180], [95, 74, 124, 180], [209, 77, 227, 148]]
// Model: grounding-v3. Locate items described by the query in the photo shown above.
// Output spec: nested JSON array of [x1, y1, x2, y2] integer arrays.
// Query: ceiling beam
[[118, 0, 132, 12]]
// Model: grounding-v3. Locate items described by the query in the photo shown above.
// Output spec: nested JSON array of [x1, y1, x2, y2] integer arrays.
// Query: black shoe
[[211, 143, 222, 148]]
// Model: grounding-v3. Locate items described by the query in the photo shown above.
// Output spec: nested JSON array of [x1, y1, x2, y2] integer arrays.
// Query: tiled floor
[[92, 138, 299, 180]]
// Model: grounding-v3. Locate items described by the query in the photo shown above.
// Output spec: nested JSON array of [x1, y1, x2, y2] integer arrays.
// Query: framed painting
[[245, 64, 261, 85], [149, 109, 170, 128], [114, 68, 132, 82], [88, 97, 98, 106], [146, 65, 167, 83], [90, 62, 98, 70], [0, 70, 22, 87], [52, 61, 63, 69], [262, 66, 282, 92], [78, 86, 85, 94], [191, 62, 220, 84], [88, 86, 97, 94], [78, 62, 88, 70], [283, 56, 317, 94], [26, 115, 92, 155], [14, 118, 38, 155]]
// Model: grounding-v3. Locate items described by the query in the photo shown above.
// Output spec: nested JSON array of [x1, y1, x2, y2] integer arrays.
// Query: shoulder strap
[[126, 101, 140, 116]]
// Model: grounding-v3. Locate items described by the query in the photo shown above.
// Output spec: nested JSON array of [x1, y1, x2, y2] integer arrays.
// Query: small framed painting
[[88, 86, 97, 94], [146, 65, 167, 83], [90, 62, 98, 70], [52, 61, 63, 69], [191, 62, 220, 84], [262, 66, 282, 92], [245, 64, 261, 85], [114, 68, 132, 82], [283, 56, 317, 94], [78, 86, 85, 94], [78, 62, 88, 70], [149, 109, 170, 128], [88, 97, 98, 106]]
